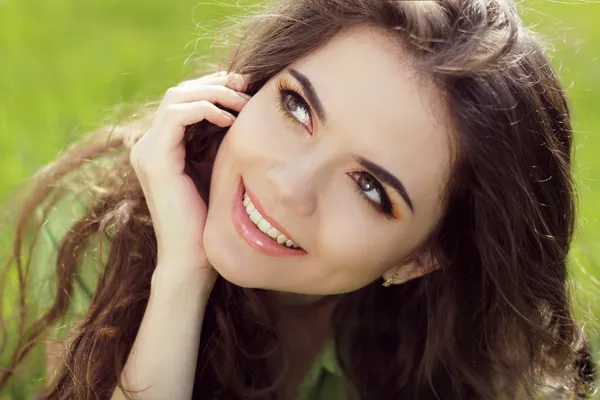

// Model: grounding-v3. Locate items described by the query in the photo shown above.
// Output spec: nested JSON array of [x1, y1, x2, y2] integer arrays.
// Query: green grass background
[[0, 0, 599, 398]]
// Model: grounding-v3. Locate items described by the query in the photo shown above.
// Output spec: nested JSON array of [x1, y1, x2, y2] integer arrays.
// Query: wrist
[[151, 264, 217, 298]]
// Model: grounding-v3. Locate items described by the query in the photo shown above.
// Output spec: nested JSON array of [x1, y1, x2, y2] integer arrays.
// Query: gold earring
[[382, 270, 399, 287]]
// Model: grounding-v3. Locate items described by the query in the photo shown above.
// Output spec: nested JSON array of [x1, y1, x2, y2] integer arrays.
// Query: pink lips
[[232, 177, 307, 257]]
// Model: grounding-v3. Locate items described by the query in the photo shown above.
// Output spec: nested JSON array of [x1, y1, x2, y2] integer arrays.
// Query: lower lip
[[232, 177, 307, 257]]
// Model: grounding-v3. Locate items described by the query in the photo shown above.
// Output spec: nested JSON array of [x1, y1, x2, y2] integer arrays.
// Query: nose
[[266, 158, 318, 217]]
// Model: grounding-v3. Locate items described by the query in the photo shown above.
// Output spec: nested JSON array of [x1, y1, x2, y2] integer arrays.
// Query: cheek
[[230, 98, 276, 147], [317, 203, 403, 278], [226, 95, 305, 163]]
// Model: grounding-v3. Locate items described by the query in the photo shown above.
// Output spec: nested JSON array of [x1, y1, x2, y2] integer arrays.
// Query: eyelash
[[276, 78, 313, 132], [349, 170, 396, 220], [275, 78, 396, 220]]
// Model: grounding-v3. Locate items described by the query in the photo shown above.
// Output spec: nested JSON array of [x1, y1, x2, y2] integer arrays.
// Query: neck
[[275, 292, 325, 305], [274, 291, 341, 311]]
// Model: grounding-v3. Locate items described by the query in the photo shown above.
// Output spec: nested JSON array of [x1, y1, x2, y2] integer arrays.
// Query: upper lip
[[243, 180, 301, 246]]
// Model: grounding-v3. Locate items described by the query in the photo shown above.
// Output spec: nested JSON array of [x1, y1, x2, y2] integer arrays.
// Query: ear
[[381, 251, 439, 286]]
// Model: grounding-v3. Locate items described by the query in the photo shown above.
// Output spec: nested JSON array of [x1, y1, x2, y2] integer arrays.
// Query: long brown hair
[[0, 0, 596, 398]]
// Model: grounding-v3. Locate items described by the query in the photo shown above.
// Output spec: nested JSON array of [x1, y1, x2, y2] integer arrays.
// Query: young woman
[[0, 0, 596, 399]]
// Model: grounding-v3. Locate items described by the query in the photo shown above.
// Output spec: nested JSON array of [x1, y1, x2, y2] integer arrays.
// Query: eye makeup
[[276, 77, 313, 133], [274, 76, 398, 220]]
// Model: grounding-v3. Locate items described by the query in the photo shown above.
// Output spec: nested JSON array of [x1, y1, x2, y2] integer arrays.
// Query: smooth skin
[[111, 26, 453, 398], [203, 26, 452, 296], [112, 72, 250, 399]]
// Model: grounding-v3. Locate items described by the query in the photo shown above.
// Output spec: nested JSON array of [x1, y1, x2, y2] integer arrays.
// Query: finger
[[178, 71, 240, 87], [177, 71, 227, 87], [156, 85, 249, 121], [178, 73, 250, 93], [153, 100, 236, 150], [131, 100, 235, 180], [197, 70, 228, 81]]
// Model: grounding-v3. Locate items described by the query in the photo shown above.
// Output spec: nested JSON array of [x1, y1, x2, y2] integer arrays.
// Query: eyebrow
[[287, 68, 327, 123], [287, 68, 414, 214], [356, 156, 415, 214]]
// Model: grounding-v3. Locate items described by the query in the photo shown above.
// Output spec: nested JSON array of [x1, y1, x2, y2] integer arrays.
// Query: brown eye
[[284, 94, 301, 112], [283, 92, 311, 127], [355, 172, 382, 204], [348, 170, 395, 219]]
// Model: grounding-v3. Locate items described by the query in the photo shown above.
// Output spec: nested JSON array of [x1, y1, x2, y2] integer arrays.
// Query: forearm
[[113, 266, 215, 400]]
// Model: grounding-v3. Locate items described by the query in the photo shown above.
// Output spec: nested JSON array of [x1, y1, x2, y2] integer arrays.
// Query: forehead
[[289, 26, 454, 214]]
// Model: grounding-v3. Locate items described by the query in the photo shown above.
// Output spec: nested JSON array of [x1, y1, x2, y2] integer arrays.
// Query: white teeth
[[243, 191, 299, 249], [266, 227, 280, 239], [249, 209, 262, 224], [257, 219, 272, 233], [276, 234, 288, 244]]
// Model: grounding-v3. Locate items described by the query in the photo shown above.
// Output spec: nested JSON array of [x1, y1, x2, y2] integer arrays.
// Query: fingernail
[[236, 92, 251, 100], [221, 110, 236, 121]]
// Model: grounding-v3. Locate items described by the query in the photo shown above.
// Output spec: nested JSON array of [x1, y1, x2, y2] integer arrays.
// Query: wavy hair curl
[[0, 0, 596, 399]]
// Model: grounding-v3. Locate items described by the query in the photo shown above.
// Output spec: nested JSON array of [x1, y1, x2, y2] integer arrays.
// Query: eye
[[349, 171, 396, 219], [356, 173, 382, 204], [281, 90, 312, 127], [276, 77, 314, 132]]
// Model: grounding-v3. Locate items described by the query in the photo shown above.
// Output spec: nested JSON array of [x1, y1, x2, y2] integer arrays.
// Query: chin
[[203, 241, 298, 292], [202, 227, 261, 289]]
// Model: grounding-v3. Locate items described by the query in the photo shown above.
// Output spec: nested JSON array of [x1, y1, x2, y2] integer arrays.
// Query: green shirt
[[297, 338, 347, 400], [296, 340, 521, 400]]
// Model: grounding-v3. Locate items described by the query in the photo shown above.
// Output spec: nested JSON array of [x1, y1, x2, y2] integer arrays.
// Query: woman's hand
[[130, 72, 250, 283], [117, 74, 250, 399]]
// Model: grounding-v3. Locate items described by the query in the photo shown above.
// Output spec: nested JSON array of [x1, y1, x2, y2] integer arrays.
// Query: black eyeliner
[[349, 171, 396, 220], [276, 78, 396, 220], [276, 78, 313, 131]]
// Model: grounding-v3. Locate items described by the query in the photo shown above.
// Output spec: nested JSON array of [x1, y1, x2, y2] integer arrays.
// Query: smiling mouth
[[232, 177, 306, 257], [242, 190, 303, 250]]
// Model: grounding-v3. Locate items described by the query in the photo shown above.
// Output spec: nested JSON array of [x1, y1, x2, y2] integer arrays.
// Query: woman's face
[[203, 26, 454, 295]]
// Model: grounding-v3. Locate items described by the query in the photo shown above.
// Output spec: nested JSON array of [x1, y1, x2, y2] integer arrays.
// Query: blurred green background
[[0, 0, 599, 398]]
